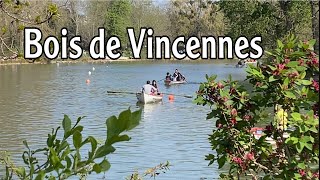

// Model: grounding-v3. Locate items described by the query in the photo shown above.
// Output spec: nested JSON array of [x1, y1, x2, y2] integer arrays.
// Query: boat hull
[[136, 93, 163, 104], [164, 80, 187, 85]]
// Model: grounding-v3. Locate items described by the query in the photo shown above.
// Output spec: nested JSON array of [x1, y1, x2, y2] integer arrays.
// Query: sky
[[153, 0, 169, 7]]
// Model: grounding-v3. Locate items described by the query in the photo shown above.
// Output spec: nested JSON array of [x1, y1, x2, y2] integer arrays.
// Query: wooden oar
[[107, 91, 193, 98], [185, 81, 201, 84], [157, 78, 166, 82], [161, 92, 193, 98], [107, 91, 137, 95]]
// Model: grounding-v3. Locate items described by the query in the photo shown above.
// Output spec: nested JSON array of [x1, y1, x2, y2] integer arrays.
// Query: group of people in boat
[[140, 69, 186, 95], [165, 69, 185, 81], [141, 80, 160, 95], [236, 59, 257, 68]]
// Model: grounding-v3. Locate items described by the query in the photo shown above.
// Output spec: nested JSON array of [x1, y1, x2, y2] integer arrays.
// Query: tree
[[219, 0, 312, 49], [169, 0, 226, 38], [105, 0, 132, 48], [310, 1, 319, 53], [0, 0, 59, 60]]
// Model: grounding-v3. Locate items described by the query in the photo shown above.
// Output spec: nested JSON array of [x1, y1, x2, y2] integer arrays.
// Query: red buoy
[[168, 94, 174, 101]]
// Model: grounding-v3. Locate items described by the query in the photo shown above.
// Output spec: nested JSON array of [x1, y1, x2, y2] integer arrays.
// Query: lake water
[[0, 61, 247, 179]]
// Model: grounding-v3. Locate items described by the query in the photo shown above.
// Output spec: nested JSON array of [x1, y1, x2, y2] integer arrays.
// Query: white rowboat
[[136, 92, 163, 104], [164, 80, 187, 86]]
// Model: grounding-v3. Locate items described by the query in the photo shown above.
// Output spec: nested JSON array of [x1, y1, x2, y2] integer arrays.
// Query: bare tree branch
[[0, 36, 17, 54], [0, 0, 69, 25]]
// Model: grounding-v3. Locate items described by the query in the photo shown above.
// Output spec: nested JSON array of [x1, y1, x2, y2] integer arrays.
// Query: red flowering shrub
[[195, 36, 319, 179]]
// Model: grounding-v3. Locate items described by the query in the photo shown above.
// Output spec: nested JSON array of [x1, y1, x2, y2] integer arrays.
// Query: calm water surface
[[0, 61, 246, 179]]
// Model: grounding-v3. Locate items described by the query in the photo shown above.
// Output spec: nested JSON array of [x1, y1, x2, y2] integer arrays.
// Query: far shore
[[0, 57, 241, 66]]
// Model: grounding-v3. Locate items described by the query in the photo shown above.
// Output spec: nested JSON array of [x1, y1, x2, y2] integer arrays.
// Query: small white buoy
[[92, 67, 95, 71], [88, 71, 91, 75]]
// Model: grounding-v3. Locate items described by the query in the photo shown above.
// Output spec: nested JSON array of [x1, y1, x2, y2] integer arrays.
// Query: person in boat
[[165, 72, 172, 81], [236, 60, 245, 68], [173, 69, 185, 81], [173, 69, 179, 81], [141, 80, 156, 95], [151, 80, 161, 95]]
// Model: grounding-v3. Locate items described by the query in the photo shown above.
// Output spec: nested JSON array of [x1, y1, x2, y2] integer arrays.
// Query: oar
[[157, 78, 166, 82], [107, 91, 193, 98], [107, 91, 137, 95], [185, 82, 202, 84], [161, 92, 193, 98]]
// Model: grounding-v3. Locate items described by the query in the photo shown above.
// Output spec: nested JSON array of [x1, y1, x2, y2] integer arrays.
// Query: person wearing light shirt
[[141, 80, 156, 95]]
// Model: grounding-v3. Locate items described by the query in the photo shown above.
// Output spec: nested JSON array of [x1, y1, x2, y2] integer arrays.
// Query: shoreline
[[0, 57, 240, 66]]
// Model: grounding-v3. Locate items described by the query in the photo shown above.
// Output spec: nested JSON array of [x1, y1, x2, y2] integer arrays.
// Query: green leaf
[[73, 130, 82, 149], [291, 112, 302, 121], [286, 61, 299, 67], [207, 111, 215, 119], [301, 136, 314, 143], [277, 40, 284, 49], [87, 136, 98, 152], [297, 142, 305, 153], [49, 148, 60, 167], [217, 155, 226, 169], [285, 137, 299, 144], [305, 143, 313, 150], [283, 91, 296, 99], [99, 159, 111, 172], [16, 167, 26, 177], [291, 51, 305, 57], [62, 115, 72, 133], [107, 135, 130, 146], [268, 65, 277, 71], [309, 126, 318, 133], [205, 154, 215, 166], [106, 115, 127, 141], [269, 75, 278, 82], [297, 162, 306, 169], [296, 66, 306, 72], [73, 125, 83, 133], [65, 156, 72, 169], [35, 170, 45, 180], [94, 145, 116, 159], [93, 163, 102, 173], [127, 109, 141, 130], [299, 80, 312, 85], [23, 140, 29, 150], [283, 77, 289, 86], [294, 173, 302, 179], [299, 125, 310, 132], [309, 39, 316, 47]]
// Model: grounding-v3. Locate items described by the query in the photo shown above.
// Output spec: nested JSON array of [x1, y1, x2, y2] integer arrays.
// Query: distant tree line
[[0, 0, 318, 60]]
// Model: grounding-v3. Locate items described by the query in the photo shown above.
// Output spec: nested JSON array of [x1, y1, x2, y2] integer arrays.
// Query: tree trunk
[[310, 0, 319, 54]]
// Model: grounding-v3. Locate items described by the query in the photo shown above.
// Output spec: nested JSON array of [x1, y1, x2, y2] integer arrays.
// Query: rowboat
[[236, 59, 258, 68], [136, 92, 163, 104], [250, 127, 290, 149], [164, 80, 187, 86]]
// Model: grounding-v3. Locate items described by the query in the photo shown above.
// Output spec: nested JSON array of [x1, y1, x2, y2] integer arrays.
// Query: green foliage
[[196, 36, 319, 179], [0, 108, 142, 179], [219, 0, 312, 49], [169, 0, 226, 37], [105, 0, 132, 47]]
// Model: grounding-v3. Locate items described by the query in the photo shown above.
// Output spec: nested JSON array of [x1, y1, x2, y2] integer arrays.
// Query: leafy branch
[[0, 108, 142, 179]]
